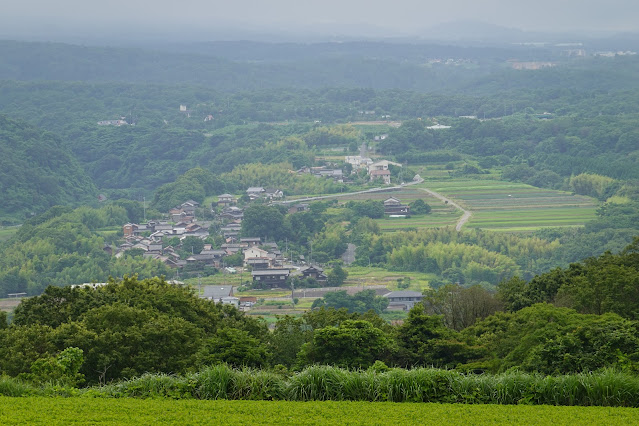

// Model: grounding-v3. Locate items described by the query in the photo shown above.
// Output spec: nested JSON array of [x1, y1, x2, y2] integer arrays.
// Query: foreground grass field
[[419, 178, 597, 232], [1, 397, 638, 425]]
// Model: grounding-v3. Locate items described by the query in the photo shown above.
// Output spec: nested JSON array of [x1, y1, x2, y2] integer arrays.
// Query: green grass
[[0, 226, 19, 242], [345, 266, 435, 291], [319, 186, 460, 232], [3, 397, 637, 425]]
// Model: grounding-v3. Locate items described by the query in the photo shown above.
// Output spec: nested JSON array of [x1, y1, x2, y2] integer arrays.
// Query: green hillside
[[0, 115, 97, 223]]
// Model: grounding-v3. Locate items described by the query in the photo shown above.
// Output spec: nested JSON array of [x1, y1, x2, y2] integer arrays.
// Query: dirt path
[[415, 187, 472, 231]]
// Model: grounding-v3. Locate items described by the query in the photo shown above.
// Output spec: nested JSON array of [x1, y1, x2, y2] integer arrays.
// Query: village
[[114, 151, 418, 313]]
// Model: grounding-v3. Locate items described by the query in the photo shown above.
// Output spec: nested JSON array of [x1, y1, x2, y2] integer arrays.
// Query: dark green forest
[[0, 115, 96, 223]]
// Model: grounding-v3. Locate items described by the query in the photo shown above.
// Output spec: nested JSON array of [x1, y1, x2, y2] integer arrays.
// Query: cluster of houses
[[116, 192, 318, 289], [245, 187, 284, 201], [344, 153, 402, 185]]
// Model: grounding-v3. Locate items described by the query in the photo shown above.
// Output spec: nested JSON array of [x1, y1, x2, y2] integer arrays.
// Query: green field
[[418, 179, 598, 232], [0, 226, 19, 242], [325, 186, 461, 231], [345, 266, 436, 290], [1, 397, 638, 425]]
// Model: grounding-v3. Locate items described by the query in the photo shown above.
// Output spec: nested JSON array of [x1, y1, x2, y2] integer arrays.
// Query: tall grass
[[0, 375, 38, 397], [33, 366, 639, 407]]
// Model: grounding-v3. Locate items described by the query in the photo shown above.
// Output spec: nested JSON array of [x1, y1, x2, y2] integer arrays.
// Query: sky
[[1, 0, 637, 41]]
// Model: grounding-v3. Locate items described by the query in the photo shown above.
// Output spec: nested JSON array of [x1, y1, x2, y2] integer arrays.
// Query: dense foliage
[[2, 276, 267, 384], [0, 115, 96, 223], [0, 205, 168, 296], [498, 237, 639, 318]]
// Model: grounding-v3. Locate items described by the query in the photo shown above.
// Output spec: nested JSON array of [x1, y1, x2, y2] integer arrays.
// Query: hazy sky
[[2, 0, 637, 39]]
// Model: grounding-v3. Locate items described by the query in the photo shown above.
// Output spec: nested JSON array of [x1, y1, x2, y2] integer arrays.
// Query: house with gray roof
[[383, 290, 423, 310]]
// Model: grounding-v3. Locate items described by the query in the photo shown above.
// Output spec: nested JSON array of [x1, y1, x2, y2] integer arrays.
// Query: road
[[341, 243, 356, 265], [415, 188, 472, 231], [277, 175, 472, 231], [276, 176, 424, 204]]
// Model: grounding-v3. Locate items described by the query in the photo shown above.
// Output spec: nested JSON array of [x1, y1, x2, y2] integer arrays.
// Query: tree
[[423, 284, 502, 331], [182, 236, 204, 255], [54, 304, 202, 382], [395, 304, 482, 368], [298, 320, 393, 369], [196, 327, 270, 368], [326, 265, 348, 286], [23, 347, 85, 387], [463, 304, 639, 374], [311, 289, 388, 314], [241, 205, 285, 241], [410, 199, 431, 215], [0, 311, 7, 329], [346, 200, 384, 219], [9, 276, 269, 383], [269, 315, 311, 368]]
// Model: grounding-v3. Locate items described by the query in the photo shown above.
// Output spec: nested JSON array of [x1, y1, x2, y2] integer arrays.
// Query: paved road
[[341, 243, 356, 265], [277, 177, 424, 204]]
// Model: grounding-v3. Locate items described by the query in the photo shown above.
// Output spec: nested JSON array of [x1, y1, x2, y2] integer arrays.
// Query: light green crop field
[[0, 226, 19, 242], [345, 266, 436, 290], [418, 179, 598, 232], [1, 397, 638, 425]]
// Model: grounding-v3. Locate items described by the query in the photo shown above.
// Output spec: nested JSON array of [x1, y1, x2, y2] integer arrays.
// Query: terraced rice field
[[420, 179, 598, 232]]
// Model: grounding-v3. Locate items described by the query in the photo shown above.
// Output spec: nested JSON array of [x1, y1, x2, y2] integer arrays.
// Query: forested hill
[[0, 40, 480, 91], [2, 39, 639, 92], [0, 115, 97, 224]]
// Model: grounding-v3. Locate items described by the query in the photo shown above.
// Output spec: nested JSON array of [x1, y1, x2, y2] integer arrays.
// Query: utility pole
[[143, 196, 146, 222]]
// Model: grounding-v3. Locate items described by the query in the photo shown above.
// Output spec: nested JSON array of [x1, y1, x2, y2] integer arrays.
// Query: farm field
[[345, 266, 436, 290], [329, 186, 462, 231], [1, 397, 638, 425], [0, 226, 19, 242], [418, 179, 598, 232]]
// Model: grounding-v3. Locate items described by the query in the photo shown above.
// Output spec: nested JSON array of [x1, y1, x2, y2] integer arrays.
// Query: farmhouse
[[240, 237, 262, 247], [370, 169, 391, 184], [383, 290, 424, 310], [246, 187, 265, 199], [252, 269, 290, 289], [368, 160, 401, 172], [123, 223, 138, 237], [288, 203, 310, 214], [299, 265, 327, 282], [383, 197, 410, 216], [201, 286, 238, 306], [217, 194, 236, 206], [264, 188, 284, 199]]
